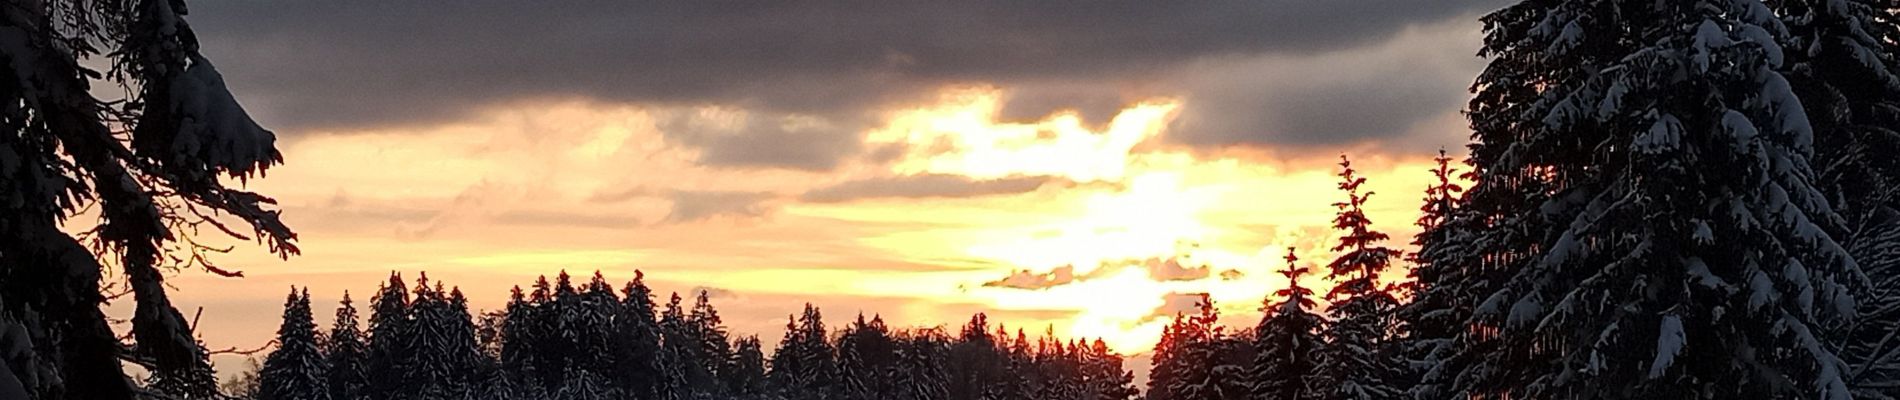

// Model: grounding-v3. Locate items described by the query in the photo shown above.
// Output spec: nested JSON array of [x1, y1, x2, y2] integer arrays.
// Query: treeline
[[243, 271, 1139, 400], [240, 154, 1440, 400]]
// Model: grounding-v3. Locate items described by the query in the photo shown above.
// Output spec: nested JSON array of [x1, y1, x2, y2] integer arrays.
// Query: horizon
[[128, 1, 1496, 381]]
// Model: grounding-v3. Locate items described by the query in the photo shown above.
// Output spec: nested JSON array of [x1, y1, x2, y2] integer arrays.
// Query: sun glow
[[861, 87, 1327, 354]]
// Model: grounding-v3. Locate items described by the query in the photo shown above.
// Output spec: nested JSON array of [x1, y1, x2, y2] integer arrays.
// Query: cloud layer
[[191, 0, 1505, 169]]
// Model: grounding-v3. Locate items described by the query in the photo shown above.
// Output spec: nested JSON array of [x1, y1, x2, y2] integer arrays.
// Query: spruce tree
[[575, 272, 620, 383], [398, 275, 457, 400], [1151, 295, 1248, 400], [614, 271, 666, 400], [1774, 0, 1900, 395], [729, 336, 770, 399], [891, 331, 953, 400], [1079, 339, 1138, 400], [1250, 249, 1325, 400], [1446, 1, 1865, 397], [500, 284, 549, 395], [260, 288, 330, 400], [1396, 150, 1468, 398], [326, 292, 369, 400], [364, 273, 411, 400], [1313, 155, 1403, 400], [0, 0, 297, 397], [771, 304, 839, 400], [948, 314, 1006, 400], [689, 289, 735, 397], [838, 313, 897, 400]]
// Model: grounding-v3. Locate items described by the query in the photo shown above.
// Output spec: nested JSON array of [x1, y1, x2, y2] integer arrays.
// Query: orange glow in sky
[[143, 85, 1445, 367]]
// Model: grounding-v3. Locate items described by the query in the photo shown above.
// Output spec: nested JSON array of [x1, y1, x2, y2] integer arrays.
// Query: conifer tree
[[891, 331, 953, 400], [1313, 155, 1403, 400], [729, 336, 770, 399], [1150, 294, 1248, 400], [364, 273, 411, 400], [500, 284, 549, 395], [1397, 150, 1467, 398], [1079, 339, 1138, 400], [948, 314, 1006, 400], [397, 275, 459, 400], [771, 304, 839, 400], [260, 288, 330, 400], [614, 271, 666, 400], [1250, 249, 1325, 400], [690, 289, 735, 396], [838, 313, 897, 400], [1774, 0, 1900, 395], [326, 292, 369, 400], [0, 0, 298, 397], [574, 272, 620, 383], [1444, 1, 1866, 397]]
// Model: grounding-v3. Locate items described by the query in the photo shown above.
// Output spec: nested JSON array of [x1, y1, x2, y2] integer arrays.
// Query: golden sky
[[140, 84, 1456, 369], [120, 2, 1497, 381]]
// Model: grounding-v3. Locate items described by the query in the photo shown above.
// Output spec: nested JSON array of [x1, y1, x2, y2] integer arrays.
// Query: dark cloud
[[662, 190, 775, 223], [799, 174, 1059, 203], [1164, 21, 1489, 150], [187, 0, 1508, 165], [656, 111, 864, 171]]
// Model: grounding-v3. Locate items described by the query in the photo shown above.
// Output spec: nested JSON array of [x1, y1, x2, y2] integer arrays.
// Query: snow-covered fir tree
[[1078, 339, 1139, 400], [614, 271, 666, 400], [1396, 150, 1469, 399], [891, 331, 953, 400], [1773, 0, 1900, 396], [364, 273, 411, 400], [0, 0, 297, 397], [397, 275, 463, 400], [659, 291, 724, 399], [1149, 294, 1250, 400], [1313, 155, 1404, 400], [1442, 0, 1868, 397], [728, 336, 771, 399], [948, 314, 1008, 400], [838, 314, 897, 400], [575, 272, 621, 385], [260, 288, 330, 400], [690, 289, 736, 396], [325, 292, 369, 400], [771, 304, 840, 400], [1250, 249, 1326, 400]]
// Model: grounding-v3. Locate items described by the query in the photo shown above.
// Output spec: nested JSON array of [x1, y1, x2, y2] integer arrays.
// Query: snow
[[1693, 19, 1731, 73], [1721, 110, 1758, 154], [1749, 269, 1779, 312], [1548, 20, 1585, 55], [1648, 314, 1684, 379], [1507, 293, 1543, 330], [167, 55, 279, 175], [1736, 24, 1783, 67], [1757, 72, 1813, 151], [1637, 114, 1683, 154]]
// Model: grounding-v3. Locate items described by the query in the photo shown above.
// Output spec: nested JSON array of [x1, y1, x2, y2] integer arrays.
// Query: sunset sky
[[134, 1, 1508, 377]]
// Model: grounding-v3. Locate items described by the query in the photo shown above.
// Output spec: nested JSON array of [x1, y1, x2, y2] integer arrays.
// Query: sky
[[130, 0, 1509, 379]]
